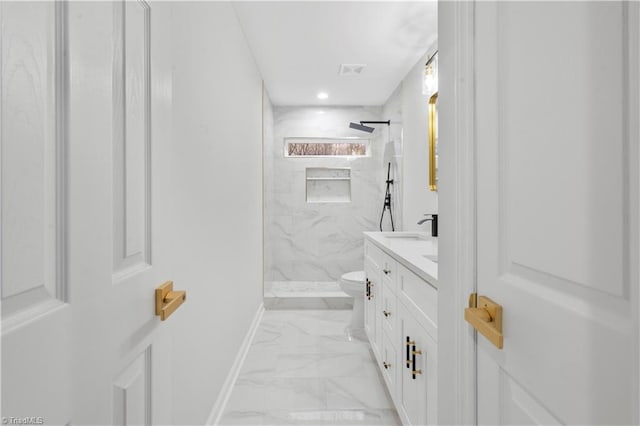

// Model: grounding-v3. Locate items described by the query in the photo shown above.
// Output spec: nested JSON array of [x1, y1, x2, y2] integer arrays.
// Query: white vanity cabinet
[[397, 300, 437, 426], [364, 256, 380, 356], [363, 234, 438, 426], [364, 240, 385, 358]]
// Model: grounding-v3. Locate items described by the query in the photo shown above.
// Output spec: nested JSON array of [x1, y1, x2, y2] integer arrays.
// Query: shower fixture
[[380, 162, 395, 232], [349, 120, 391, 133], [348, 119, 395, 231]]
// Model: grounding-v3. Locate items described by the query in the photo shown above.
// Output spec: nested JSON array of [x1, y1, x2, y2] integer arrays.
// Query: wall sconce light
[[422, 50, 438, 96]]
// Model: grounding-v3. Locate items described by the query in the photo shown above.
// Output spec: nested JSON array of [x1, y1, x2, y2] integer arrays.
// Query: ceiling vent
[[339, 64, 366, 76]]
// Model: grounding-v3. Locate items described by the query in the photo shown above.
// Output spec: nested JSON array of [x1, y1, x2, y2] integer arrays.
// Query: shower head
[[349, 120, 391, 133], [349, 122, 375, 133]]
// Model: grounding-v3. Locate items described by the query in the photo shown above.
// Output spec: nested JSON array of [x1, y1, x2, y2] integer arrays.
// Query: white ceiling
[[232, 1, 437, 106]]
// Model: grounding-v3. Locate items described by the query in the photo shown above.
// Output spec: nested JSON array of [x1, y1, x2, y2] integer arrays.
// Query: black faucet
[[417, 214, 438, 237]]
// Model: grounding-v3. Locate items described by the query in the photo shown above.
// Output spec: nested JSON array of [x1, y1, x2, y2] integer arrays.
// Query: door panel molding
[[498, 367, 562, 426], [489, 0, 637, 328], [113, 346, 152, 426], [112, 0, 152, 281], [1, 0, 69, 328], [494, 2, 630, 300], [501, 269, 631, 333]]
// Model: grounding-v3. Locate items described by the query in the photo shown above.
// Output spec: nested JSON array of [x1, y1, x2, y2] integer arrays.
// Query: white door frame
[[631, 3, 640, 422], [632, 3, 640, 420], [438, 1, 477, 424], [440, 1, 640, 425]]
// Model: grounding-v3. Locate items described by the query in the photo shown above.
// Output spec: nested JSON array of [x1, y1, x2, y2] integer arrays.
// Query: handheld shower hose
[[379, 162, 395, 231]]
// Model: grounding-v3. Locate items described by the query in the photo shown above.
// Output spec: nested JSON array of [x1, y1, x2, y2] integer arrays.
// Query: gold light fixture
[[422, 50, 438, 96]]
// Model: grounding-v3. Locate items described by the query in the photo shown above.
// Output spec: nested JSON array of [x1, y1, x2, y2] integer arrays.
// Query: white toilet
[[339, 270, 366, 340]]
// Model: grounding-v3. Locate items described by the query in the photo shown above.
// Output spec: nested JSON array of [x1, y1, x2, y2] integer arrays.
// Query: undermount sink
[[383, 233, 426, 240], [422, 254, 438, 263]]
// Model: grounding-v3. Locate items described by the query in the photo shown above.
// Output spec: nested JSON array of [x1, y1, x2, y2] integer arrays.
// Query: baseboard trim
[[204, 302, 265, 425]]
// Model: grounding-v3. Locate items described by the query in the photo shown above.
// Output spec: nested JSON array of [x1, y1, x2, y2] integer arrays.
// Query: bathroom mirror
[[428, 92, 438, 191]]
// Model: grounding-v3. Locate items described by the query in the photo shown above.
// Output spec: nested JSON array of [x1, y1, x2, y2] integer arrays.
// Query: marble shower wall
[[264, 106, 390, 283], [382, 85, 404, 232]]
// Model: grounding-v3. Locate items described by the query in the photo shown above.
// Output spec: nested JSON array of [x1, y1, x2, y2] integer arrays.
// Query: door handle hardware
[[383, 361, 391, 369], [412, 349, 422, 355], [465, 294, 503, 349], [366, 278, 370, 299], [412, 369, 423, 377], [383, 268, 391, 275], [383, 310, 391, 317], [155, 281, 186, 321]]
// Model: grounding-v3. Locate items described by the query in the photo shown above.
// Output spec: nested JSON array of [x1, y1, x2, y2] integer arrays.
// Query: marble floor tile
[[220, 409, 400, 426], [225, 377, 328, 412], [275, 353, 365, 379], [219, 310, 399, 426], [325, 377, 396, 410]]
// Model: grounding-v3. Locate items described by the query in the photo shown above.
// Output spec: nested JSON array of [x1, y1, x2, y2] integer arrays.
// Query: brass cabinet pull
[[383, 268, 391, 275], [405, 336, 414, 368], [155, 281, 186, 321], [383, 310, 391, 317], [383, 361, 391, 369], [464, 294, 503, 349], [405, 337, 424, 379], [411, 343, 423, 380]]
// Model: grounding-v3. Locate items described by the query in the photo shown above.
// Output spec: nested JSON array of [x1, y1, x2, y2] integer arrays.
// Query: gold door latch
[[155, 281, 186, 321], [465, 293, 503, 349]]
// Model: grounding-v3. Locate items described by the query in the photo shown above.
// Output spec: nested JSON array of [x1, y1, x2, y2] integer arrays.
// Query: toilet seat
[[341, 270, 365, 284]]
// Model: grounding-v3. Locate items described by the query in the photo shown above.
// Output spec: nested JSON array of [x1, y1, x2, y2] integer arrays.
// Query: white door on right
[[474, 2, 639, 425]]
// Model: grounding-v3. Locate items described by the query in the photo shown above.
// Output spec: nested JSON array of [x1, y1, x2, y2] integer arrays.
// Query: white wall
[[263, 90, 275, 288], [383, 49, 439, 232], [170, 3, 264, 424]]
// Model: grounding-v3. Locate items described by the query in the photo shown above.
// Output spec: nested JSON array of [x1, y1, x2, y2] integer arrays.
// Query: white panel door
[[68, 1, 175, 424], [2, 2, 175, 424], [474, 2, 639, 425], [1, 3, 72, 424]]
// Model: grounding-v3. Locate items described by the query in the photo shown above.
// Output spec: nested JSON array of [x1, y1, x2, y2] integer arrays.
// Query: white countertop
[[364, 231, 438, 288]]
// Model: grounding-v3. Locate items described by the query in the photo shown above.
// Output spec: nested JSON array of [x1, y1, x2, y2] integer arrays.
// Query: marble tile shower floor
[[264, 282, 353, 310], [218, 310, 401, 425]]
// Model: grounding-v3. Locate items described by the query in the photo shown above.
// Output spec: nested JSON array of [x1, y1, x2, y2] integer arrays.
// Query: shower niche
[[305, 167, 351, 203]]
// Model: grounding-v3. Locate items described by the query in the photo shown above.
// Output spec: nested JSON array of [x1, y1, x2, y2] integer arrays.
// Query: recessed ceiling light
[[317, 92, 329, 100]]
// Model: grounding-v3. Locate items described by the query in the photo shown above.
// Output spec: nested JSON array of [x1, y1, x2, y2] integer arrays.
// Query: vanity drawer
[[381, 280, 397, 337], [364, 240, 384, 268], [379, 330, 397, 396], [398, 266, 437, 340], [380, 254, 397, 292]]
